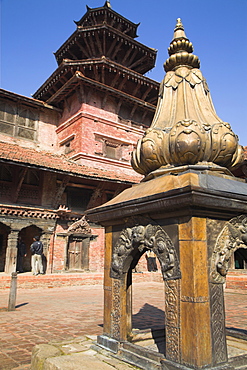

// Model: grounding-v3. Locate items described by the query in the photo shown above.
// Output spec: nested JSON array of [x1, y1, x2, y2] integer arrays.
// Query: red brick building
[[0, 2, 159, 274], [0, 2, 246, 281]]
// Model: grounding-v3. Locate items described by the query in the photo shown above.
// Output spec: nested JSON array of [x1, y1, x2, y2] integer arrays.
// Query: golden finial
[[131, 19, 243, 179], [104, 0, 111, 8], [164, 18, 199, 71]]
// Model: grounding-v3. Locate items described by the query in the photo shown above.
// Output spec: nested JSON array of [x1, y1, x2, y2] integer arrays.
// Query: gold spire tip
[[175, 18, 184, 30]]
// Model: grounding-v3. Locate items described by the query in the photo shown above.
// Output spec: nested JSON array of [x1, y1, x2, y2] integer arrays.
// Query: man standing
[[30, 236, 44, 275]]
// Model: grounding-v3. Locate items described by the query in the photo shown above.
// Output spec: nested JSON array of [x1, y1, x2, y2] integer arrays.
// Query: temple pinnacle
[[104, 0, 111, 8]]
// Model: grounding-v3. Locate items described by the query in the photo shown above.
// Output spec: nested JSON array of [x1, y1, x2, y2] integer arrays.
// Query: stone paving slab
[[31, 336, 138, 370], [0, 283, 246, 369]]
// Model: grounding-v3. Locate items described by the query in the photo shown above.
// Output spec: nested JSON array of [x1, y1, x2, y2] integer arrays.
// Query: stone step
[[118, 346, 162, 370], [122, 340, 164, 363], [228, 354, 247, 369]]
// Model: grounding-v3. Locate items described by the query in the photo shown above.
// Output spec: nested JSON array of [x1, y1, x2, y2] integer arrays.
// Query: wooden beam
[[12, 168, 28, 203], [141, 110, 148, 123], [107, 37, 118, 57], [118, 75, 128, 91], [110, 70, 121, 88], [86, 88, 93, 104], [83, 34, 94, 58], [131, 83, 141, 97], [111, 40, 123, 61], [93, 64, 100, 82], [76, 83, 85, 104], [121, 46, 133, 65], [66, 49, 79, 61], [129, 55, 147, 70], [141, 85, 152, 101], [102, 93, 109, 109], [86, 183, 105, 210], [128, 48, 139, 66], [52, 175, 70, 209], [75, 40, 90, 58], [88, 33, 96, 57], [64, 98, 71, 112], [129, 104, 137, 120], [95, 30, 103, 55], [116, 99, 123, 115], [103, 29, 106, 56]]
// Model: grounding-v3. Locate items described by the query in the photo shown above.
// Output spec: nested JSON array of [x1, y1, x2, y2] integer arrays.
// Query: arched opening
[[18, 225, 42, 272], [234, 248, 247, 269], [131, 253, 166, 354], [0, 222, 10, 272], [104, 222, 181, 360]]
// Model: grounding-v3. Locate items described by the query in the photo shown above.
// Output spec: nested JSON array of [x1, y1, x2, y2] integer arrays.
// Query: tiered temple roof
[[33, 1, 159, 109]]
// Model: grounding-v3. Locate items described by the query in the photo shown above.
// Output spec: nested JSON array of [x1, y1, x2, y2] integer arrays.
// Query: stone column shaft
[[5, 230, 19, 274]]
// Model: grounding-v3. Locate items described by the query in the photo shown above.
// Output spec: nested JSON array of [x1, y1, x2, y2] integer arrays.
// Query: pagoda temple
[[0, 2, 159, 275]]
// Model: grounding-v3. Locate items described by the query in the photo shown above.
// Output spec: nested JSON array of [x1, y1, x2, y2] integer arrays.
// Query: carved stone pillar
[[103, 226, 132, 342], [5, 230, 19, 274]]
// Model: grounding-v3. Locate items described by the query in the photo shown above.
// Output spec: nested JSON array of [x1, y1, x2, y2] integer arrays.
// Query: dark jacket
[[30, 241, 43, 255]]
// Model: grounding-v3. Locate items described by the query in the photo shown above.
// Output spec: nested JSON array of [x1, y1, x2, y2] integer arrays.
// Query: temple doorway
[[67, 235, 90, 271], [0, 222, 10, 272], [18, 225, 42, 272]]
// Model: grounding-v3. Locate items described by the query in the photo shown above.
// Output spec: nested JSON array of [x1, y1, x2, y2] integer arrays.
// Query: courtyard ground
[[0, 280, 246, 369]]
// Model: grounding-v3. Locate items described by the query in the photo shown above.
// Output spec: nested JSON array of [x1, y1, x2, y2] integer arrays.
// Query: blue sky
[[1, 0, 246, 144]]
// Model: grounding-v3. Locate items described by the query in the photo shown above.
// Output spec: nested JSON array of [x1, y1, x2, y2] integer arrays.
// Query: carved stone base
[[96, 335, 238, 370]]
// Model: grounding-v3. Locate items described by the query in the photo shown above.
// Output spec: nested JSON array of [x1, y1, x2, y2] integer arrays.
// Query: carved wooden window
[[23, 169, 39, 186], [64, 138, 74, 154], [105, 141, 119, 159], [0, 100, 38, 141], [0, 101, 16, 135], [67, 187, 94, 212], [17, 109, 37, 140]]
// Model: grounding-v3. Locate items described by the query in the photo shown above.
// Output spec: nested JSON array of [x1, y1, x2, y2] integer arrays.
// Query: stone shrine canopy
[[131, 19, 244, 180]]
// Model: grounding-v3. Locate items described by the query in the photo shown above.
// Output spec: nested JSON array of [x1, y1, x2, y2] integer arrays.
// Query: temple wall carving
[[111, 223, 181, 281]]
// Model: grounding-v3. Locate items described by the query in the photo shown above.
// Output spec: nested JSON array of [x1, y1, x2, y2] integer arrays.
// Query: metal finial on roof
[[175, 18, 183, 30], [104, 0, 111, 8]]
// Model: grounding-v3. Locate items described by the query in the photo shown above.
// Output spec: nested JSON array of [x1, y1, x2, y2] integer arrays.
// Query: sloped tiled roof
[[0, 141, 141, 183]]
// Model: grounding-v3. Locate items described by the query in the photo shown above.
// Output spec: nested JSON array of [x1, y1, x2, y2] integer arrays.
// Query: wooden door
[[68, 235, 89, 271]]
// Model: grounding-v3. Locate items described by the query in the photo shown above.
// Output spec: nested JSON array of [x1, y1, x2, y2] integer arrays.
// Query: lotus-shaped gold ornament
[[131, 19, 243, 180]]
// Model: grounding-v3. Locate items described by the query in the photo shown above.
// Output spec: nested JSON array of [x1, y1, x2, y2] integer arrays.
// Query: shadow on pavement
[[15, 302, 29, 308]]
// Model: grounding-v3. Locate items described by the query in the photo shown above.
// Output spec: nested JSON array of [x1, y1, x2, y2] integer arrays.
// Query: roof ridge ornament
[[104, 0, 111, 8], [131, 19, 244, 180]]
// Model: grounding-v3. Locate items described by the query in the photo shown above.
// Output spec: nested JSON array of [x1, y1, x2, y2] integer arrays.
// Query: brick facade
[[0, 3, 160, 276]]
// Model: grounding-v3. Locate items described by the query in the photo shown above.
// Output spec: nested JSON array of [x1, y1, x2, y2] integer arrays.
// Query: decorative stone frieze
[[67, 216, 92, 235], [111, 223, 181, 281]]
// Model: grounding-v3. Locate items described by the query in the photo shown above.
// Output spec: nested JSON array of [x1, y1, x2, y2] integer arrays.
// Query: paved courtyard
[[0, 282, 246, 370]]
